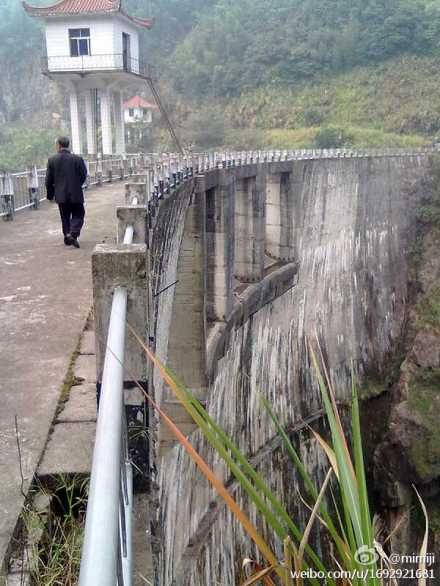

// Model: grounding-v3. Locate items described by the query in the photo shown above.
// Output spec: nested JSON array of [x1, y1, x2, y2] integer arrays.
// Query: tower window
[[69, 29, 91, 57]]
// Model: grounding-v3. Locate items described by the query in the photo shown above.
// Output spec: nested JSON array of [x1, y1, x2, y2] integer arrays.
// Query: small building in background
[[124, 96, 158, 148], [124, 96, 157, 125]]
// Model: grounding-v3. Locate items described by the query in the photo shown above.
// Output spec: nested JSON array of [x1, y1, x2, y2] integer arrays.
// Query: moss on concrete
[[415, 286, 440, 330], [427, 500, 440, 535], [405, 163, 440, 481], [59, 338, 82, 407], [359, 378, 388, 400], [407, 369, 440, 482]]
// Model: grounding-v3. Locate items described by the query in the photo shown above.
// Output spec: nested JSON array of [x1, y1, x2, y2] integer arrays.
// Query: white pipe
[[122, 195, 138, 245], [79, 286, 128, 586], [123, 225, 134, 244]]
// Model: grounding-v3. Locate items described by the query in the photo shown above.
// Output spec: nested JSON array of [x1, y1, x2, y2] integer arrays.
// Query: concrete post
[[265, 171, 295, 261], [92, 243, 149, 384], [85, 89, 97, 156], [114, 90, 126, 156], [162, 181, 207, 454], [92, 243, 150, 488], [205, 172, 235, 321], [117, 206, 148, 244], [100, 89, 113, 156], [125, 182, 148, 205], [234, 173, 266, 282], [123, 158, 130, 177], [69, 90, 82, 154]]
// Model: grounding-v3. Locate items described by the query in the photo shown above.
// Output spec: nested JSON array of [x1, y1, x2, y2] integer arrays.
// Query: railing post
[[80, 241, 149, 586], [122, 157, 129, 178], [117, 205, 148, 244], [0, 173, 15, 221], [92, 241, 150, 489], [96, 156, 103, 185], [125, 182, 148, 206], [92, 244, 149, 388], [27, 165, 39, 209]]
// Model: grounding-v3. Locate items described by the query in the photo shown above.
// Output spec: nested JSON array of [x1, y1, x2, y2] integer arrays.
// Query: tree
[[314, 126, 353, 149], [169, 0, 437, 100]]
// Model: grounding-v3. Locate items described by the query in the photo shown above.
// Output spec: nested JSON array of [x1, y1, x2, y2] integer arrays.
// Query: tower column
[[84, 89, 97, 156], [69, 90, 82, 154], [114, 91, 126, 155], [100, 89, 113, 156]]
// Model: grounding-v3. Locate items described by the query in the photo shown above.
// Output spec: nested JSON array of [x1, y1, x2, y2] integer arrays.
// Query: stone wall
[[151, 155, 432, 584]]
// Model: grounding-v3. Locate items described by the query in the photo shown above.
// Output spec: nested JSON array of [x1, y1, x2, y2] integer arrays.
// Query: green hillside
[[169, 0, 440, 99], [153, 0, 440, 149], [172, 55, 440, 149], [225, 55, 440, 149]]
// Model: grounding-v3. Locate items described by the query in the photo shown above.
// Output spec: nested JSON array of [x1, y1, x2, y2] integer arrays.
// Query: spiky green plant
[[130, 328, 429, 585]]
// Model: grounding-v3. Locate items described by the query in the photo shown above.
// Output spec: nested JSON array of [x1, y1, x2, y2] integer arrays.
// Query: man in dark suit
[[45, 136, 88, 248]]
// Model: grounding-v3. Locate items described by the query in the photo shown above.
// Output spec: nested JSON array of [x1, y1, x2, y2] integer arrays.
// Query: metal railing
[[42, 54, 155, 79], [0, 154, 146, 220], [3, 147, 438, 220], [0, 146, 440, 219], [79, 191, 139, 586], [143, 146, 440, 202]]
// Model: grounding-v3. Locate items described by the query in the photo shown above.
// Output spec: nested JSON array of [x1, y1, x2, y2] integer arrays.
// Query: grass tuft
[[20, 475, 88, 586]]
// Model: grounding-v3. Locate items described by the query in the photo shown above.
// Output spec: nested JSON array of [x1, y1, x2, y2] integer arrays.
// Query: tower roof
[[124, 96, 158, 110], [23, 0, 153, 29]]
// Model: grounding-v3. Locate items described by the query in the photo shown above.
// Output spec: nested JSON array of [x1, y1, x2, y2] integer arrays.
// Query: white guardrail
[[0, 153, 146, 220], [1, 147, 438, 221]]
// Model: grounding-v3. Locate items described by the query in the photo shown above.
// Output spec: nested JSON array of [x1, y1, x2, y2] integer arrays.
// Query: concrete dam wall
[[147, 154, 432, 584]]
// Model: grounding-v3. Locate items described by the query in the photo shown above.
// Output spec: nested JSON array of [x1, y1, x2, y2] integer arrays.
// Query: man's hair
[[56, 136, 70, 149]]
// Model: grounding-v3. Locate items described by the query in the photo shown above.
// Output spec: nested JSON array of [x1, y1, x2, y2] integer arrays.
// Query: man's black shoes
[[64, 234, 80, 248]]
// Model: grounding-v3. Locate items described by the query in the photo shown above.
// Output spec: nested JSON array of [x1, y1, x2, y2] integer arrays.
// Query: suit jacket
[[45, 149, 88, 204]]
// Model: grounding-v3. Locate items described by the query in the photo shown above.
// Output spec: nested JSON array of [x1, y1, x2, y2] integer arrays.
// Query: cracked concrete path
[[0, 182, 125, 569]]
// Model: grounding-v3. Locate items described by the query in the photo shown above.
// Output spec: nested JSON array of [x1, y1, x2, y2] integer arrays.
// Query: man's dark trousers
[[58, 202, 85, 239], [45, 149, 88, 241]]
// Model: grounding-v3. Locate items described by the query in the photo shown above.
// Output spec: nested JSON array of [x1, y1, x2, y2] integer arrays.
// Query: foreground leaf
[[413, 485, 429, 586]]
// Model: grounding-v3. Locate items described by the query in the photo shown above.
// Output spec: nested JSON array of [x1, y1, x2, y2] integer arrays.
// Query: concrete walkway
[[0, 183, 124, 570]]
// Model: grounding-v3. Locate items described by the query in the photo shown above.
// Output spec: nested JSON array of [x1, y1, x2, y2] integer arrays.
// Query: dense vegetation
[[169, 0, 440, 99], [2, 0, 440, 165]]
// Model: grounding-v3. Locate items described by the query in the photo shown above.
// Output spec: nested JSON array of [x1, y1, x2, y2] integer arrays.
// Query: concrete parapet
[[92, 243, 149, 383], [117, 205, 148, 244], [125, 182, 148, 205], [166, 185, 207, 393], [205, 172, 235, 321], [234, 172, 266, 282]]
